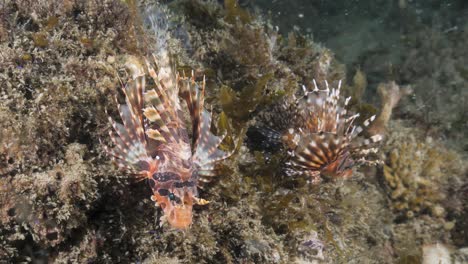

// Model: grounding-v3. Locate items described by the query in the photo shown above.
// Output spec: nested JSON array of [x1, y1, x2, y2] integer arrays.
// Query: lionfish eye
[[168, 193, 175, 200], [168, 193, 181, 203], [154, 154, 164, 162], [152, 172, 179, 182]]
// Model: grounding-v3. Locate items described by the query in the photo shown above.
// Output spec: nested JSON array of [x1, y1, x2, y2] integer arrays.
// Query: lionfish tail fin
[[246, 125, 283, 153]]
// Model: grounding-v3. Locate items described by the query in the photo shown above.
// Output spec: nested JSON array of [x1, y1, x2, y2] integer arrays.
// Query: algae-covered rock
[[7, 144, 97, 245], [382, 121, 465, 220], [1, 0, 467, 263]]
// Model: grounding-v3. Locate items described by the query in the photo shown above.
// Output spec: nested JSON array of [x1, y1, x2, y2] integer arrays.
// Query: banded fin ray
[[178, 73, 204, 148], [105, 77, 152, 175], [291, 133, 348, 172], [193, 110, 233, 186], [143, 59, 183, 145]]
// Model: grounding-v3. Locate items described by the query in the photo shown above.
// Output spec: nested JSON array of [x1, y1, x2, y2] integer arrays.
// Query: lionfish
[[103, 57, 233, 229], [249, 80, 381, 183], [283, 80, 382, 183]]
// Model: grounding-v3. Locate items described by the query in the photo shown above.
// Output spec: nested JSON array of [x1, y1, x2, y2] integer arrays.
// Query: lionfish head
[[285, 80, 382, 182], [153, 192, 194, 229], [149, 167, 199, 229]]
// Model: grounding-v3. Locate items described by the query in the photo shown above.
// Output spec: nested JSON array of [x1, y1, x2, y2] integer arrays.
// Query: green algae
[[177, 0, 222, 29], [219, 73, 275, 122], [224, 0, 252, 25], [44, 16, 59, 31], [216, 111, 236, 151]]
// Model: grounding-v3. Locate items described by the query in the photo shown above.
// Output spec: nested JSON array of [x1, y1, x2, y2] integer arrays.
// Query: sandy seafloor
[[0, 0, 467, 263]]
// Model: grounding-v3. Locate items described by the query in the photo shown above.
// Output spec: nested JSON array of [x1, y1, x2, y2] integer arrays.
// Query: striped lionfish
[[103, 57, 233, 229], [248, 80, 382, 183], [283, 80, 382, 183]]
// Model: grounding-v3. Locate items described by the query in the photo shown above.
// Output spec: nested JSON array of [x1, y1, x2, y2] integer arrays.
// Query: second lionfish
[[103, 57, 233, 229], [250, 80, 382, 183]]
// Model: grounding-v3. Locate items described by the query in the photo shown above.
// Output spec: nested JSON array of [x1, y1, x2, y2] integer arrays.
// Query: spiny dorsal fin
[[179, 72, 205, 148]]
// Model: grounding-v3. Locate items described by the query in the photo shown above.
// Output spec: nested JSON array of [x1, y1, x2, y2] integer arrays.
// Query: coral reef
[[15, 143, 97, 246], [0, 0, 135, 261]]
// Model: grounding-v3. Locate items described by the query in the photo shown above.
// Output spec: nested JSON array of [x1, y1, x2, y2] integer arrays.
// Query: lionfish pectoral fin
[[132, 172, 149, 182], [289, 133, 354, 180], [320, 152, 354, 179], [293, 133, 345, 167], [104, 76, 152, 175], [192, 110, 235, 186], [305, 171, 322, 184]]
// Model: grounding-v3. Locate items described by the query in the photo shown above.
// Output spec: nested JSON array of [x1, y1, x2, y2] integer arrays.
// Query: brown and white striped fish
[[103, 57, 233, 229], [283, 80, 382, 183]]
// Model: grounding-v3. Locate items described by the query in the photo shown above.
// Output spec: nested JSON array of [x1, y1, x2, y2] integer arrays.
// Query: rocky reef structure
[[0, 0, 137, 261], [0, 0, 466, 263]]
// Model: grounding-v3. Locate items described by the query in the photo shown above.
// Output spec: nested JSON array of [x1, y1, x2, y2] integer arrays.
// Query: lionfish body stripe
[[104, 58, 233, 229]]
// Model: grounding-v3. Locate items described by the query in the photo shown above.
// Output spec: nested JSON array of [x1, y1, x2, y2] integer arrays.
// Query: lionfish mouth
[[152, 192, 194, 229], [166, 205, 193, 229]]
